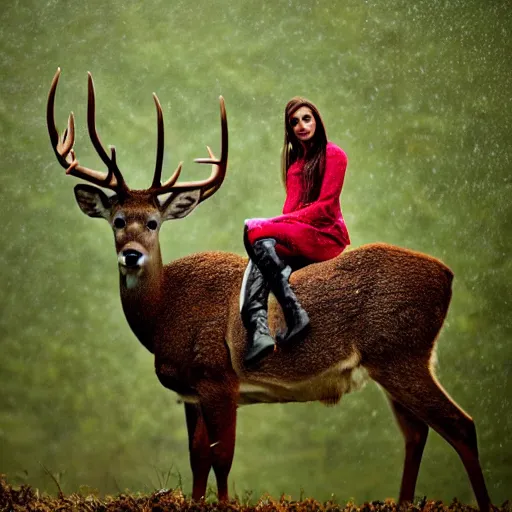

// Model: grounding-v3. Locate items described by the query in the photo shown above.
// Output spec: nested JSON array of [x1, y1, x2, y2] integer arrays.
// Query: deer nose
[[122, 249, 143, 268]]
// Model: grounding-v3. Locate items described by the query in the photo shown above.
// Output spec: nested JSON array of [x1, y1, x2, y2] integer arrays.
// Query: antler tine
[[194, 96, 228, 203], [151, 96, 228, 200], [47, 68, 129, 193], [148, 94, 182, 193], [62, 113, 75, 155], [151, 93, 165, 188], [47, 68, 61, 147], [86, 72, 128, 193], [47, 68, 74, 169]]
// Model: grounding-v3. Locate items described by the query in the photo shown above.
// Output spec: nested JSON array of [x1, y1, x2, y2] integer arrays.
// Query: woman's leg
[[239, 259, 275, 366], [240, 218, 345, 360], [251, 237, 310, 345], [239, 225, 276, 365]]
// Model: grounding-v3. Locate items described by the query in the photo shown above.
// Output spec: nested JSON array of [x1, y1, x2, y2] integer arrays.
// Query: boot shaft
[[239, 260, 270, 326], [251, 238, 296, 308], [250, 238, 310, 342]]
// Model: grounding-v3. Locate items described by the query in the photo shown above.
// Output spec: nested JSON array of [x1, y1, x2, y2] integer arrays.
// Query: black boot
[[240, 259, 276, 366], [252, 238, 310, 345]]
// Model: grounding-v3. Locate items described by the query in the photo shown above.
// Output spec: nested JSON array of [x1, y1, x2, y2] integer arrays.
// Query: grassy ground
[[1, 476, 510, 512]]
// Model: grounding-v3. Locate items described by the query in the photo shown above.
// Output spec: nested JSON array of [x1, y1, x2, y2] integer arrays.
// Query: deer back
[[227, 243, 453, 385]]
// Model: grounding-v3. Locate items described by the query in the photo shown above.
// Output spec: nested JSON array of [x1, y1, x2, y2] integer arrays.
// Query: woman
[[240, 97, 350, 365]]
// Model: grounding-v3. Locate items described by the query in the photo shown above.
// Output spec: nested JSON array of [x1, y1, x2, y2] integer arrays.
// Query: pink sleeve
[[276, 145, 347, 222]]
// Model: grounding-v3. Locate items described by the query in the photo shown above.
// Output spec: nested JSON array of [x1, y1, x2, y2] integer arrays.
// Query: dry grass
[[1, 475, 509, 512]]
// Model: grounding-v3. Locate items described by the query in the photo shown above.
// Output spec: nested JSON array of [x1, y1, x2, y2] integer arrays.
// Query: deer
[[46, 68, 492, 511]]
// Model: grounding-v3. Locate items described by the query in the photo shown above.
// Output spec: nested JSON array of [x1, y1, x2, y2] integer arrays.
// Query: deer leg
[[373, 366, 492, 512], [388, 397, 429, 504], [197, 383, 238, 502], [184, 402, 212, 501]]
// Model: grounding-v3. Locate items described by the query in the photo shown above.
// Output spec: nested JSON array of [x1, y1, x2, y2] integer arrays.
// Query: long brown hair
[[281, 97, 328, 204]]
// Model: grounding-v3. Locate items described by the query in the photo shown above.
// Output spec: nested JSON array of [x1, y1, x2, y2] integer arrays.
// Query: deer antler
[[148, 96, 228, 204], [47, 68, 228, 202], [47, 68, 128, 195], [148, 93, 184, 194]]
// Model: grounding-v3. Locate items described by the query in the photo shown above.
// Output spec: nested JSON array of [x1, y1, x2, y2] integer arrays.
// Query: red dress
[[245, 142, 350, 264]]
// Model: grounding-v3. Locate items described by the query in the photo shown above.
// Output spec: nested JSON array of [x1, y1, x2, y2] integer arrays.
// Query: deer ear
[[74, 184, 113, 220], [159, 189, 201, 220]]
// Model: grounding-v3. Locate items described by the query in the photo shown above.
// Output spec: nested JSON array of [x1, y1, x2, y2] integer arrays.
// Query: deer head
[[47, 68, 228, 288]]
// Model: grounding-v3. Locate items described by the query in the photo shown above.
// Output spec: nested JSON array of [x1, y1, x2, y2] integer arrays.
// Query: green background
[[0, 0, 510, 505]]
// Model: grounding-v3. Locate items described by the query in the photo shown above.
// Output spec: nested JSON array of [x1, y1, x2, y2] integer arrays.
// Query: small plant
[[149, 463, 183, 492]]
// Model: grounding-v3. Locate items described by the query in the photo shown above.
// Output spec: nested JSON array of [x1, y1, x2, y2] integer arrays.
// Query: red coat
[[246, 142, 350, 264]]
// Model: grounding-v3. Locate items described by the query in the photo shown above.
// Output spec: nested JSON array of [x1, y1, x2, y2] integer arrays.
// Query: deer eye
[[147, 220, 158, 231], [113, 217, 126, 229]]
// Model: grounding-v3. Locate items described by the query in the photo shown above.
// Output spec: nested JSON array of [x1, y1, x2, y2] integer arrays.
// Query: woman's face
[[289, 106, 316, 143]]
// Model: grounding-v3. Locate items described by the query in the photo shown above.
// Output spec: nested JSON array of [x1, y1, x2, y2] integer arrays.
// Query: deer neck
[[119, 249, 164, 353]]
